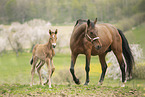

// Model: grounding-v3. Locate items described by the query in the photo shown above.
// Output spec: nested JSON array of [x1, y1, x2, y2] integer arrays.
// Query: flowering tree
[[106, 44, 143, 80]]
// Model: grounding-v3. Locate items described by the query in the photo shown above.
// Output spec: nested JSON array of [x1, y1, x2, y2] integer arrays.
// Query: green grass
[[125, 22, 145, 55], [0, 23, 145, 96], [0, 84, 144, 97], [0, 53, 145, 96]]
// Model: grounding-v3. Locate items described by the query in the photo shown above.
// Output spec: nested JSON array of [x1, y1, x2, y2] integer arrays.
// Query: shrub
[[41, 66, 84, 85], [116, 13, 145, 31], [106, 44, 144, 80], [133, 63, 145, 79]]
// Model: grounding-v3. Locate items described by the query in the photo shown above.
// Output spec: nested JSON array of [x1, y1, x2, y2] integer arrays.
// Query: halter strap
[[85, 34, 99, 42], [85, 24, 99, 42]]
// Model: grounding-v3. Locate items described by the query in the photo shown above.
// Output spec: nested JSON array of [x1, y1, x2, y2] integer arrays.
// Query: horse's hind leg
[[113, 51, 126, 87], [98, 53, 107, 85], [70, 53, 80, 84], [37, 61, 45, 85], [31, 56, 38, 86], [44, 59, 55, 85], [46, 58, 52, 88]]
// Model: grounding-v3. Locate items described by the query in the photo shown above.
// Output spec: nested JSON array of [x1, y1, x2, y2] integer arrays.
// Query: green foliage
[[133, 63, 145, 79], [0, 0, 145, 24], [125, 22, 145, 55], [116, 13, 145, 31]]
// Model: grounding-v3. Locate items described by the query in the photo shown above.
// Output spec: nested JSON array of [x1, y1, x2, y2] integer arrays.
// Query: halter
[[85, 24, 100, 43], [85, 34, 99, 42]]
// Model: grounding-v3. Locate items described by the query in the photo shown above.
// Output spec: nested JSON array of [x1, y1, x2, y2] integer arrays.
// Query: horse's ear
[[94, 18, 97, 24], [87, 19, 91, 27], [49, 30, 51, 35], [55, 29, 57, 34]]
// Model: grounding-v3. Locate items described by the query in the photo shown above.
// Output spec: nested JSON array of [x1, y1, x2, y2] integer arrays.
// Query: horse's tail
[[117, 29, 135, 79], [30, 57, 33, 65]]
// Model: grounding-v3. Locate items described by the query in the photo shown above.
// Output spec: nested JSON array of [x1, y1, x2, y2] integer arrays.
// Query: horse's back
[[32, 44, 47, 58]]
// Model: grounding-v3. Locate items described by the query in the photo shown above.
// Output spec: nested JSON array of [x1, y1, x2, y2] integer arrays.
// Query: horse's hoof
[[84, 82, 88, 86], [121, 83, 125, 87], [43, 80, 48, 85], [49, 85, 52, 88], [30, 83, 33, 86], [98, 82, 103, 86], [75, 79, 80, 85]]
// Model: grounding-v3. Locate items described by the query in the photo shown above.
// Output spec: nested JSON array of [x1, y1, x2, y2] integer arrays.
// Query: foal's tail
[[30, 57, 33, 65], [117, 29, 135, 79]]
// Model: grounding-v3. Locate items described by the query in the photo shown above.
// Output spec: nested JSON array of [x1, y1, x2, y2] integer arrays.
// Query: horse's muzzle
[[95, 45, 102, 50], [52, 43, 56, 48], [52, 45, 56, 48]]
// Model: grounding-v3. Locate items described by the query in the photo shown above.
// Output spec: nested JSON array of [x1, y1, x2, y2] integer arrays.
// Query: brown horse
[[70, 18, 134, 87], [30, 29, 58, 88]]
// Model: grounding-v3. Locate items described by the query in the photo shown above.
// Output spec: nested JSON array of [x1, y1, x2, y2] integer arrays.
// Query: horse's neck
[[73, 24, 86, 39], [46, 40, 53, 50], [45, 40, 55, 57]]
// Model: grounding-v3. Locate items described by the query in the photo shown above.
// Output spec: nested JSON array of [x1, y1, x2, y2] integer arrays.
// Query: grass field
[[0, 53, 145, 97], [0, 23, 145, 96], [125, 22, 145, 56]]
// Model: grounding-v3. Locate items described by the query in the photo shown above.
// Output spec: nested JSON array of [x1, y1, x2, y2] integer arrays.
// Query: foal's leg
[[31, 56, 38, 86], [98, 53, 107, 85], [113, 51, 126, 87], [46, 58, 52, 88], [51, 59, 55, 76], [70, 53, 80, 84], [44, 59, 55, 85], [84, 54, 91, 85], [37, 61, 45, 85]]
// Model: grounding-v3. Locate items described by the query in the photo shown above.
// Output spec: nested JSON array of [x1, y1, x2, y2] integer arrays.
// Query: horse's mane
[[75, 19, 95, 28], [72, 19, 95, 40], [75, 19, 87, 26], [71, 23, 86, 40]]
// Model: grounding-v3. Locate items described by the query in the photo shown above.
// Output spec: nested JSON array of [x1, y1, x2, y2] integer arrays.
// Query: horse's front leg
[[70, 53, 80, 84], [50, 59, 55, 76], [84, 54, 91, 85], [98, 53, 107, 85]]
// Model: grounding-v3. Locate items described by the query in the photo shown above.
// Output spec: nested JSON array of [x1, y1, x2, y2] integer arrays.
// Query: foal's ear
[[87, 19, 91, 27], [49, 30, 51, 35], [55, 29, 57, 34], [94, 18, 97, 24]]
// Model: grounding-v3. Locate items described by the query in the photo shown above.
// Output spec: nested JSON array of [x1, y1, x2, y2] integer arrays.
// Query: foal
[[30, 29, 58, 88]]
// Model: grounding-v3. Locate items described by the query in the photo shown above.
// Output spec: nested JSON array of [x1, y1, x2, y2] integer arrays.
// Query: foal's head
[[49, 29, 58, 48], [85, 18, 102, 50]]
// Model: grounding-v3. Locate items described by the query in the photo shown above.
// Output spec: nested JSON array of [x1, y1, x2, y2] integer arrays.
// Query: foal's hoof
[[98, 82, 103, 86], [75, 79, 80, 85], [43, 80, 49, 85]]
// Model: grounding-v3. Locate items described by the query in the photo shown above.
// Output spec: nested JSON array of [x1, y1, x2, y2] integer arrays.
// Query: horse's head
[[85, 18, 102, 50], [49, 29, 58, 48]]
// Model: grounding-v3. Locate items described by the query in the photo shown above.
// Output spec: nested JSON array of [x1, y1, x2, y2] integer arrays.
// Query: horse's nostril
[[52, 45, 56, 48], [96, 45, 101, 50], [98, 45, 101, 49]]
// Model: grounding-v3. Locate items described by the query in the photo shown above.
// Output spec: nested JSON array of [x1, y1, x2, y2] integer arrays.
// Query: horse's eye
[[90, 32, 93, 34]]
